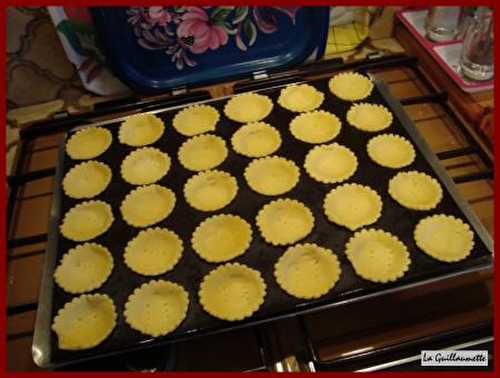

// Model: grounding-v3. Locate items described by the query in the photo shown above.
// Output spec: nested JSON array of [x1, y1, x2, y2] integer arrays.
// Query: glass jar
[[426, 6, 462, 42], [460, 7, 494, 81]]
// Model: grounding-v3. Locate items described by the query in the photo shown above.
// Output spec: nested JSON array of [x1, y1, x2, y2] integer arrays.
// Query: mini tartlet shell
[[54, 243, 113, 294], [172, 104, 219, 136], [345, 228, 411, 283], [124, 228, 183, 276], [244, 156, 300, 196], [388, 171, 443, 210], [63, 161, 112, 199], [278, 84, 324, 112], [304, 143, 358, 184], [274, 243, 341, 299], [66, 127, 112, 160], [414, 214, 474, 262], [178, 134, 228, 172], [121, 147, 171, 185], [256, 198, 314, 246], [290, 110, 342, 144], [184, 170, 238, 212], [124, 280, 189, 337], [119, 113, 165, 146], [328, 72, 374, 101], [60, 200, 114, 241], [52, 294, 117, 350], [346, 103, 393, 132], [121, 185, 176, 227], [224, 93, 273, 123], [367, 134, 415, 169], [192, 214, 252, 263], [231, 122, 281, 158], [323, 183, 382, 231], [199, 263, 266, 321]]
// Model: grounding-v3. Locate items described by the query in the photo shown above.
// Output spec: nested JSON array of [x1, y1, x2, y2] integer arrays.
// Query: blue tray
[[91, 6, 330, 93]]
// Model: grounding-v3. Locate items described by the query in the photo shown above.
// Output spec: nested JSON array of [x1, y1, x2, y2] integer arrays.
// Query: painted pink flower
[[177, 6, 228, 54], [148, 7, 172, 26]]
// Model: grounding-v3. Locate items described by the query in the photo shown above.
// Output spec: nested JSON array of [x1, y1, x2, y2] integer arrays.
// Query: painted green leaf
[[232, 7, 249, 24], [211, 7, 233, 24], [243, 19, 257, 47]]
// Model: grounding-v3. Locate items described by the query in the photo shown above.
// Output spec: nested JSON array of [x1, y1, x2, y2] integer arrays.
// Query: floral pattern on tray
[[127, 6, 300, 70]]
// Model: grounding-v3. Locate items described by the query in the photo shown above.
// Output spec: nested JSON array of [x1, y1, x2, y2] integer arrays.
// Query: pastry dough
[[124, 280, 189, 337], [328, 72, 374, 101], [414, 214, 474, 262], [121, 147, 171, 185], [290, 110, 342, 144], [278, 84, 324, 112], [347, 103, 393, 132], [304, 143, 358, 184], [224, 93, 273, 123], [60, 200, 114, 241], [52, 294, 116, 350], [184, 170, 238, 212], [244, 156, 300, 196], [63, 161, 112, 199], [256, 198, 314, 246], [323, 183, 382, 231], [125, 228, 183, 275], [192, 214, 252, 263], [274, 243, 341, 299], [54, 243, 113, 294], [172, 104, 219, 136], [231, 122, 281, 158], [367, 134, 415, 168], [178, 134, 228, 172], [199, 263, 266, 321], [121, 185, 176, 227], [66, 127, 112, 160], [345, 228, 411, 283], [388, 171, 443, 210], [119, 113, 165, 146]]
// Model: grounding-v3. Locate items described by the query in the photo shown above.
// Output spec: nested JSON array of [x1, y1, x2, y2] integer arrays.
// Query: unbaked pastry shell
[[119, 113, 165, 146], [63, 161, 112, 199], [120, 185, 176, 227], [290, 110, 342, 144], [256, 198, 314, 246], [192, 214, 252, 263], [274, 243, 341, 299], [124, 280, 189, 337], [278, 84, 324, 112], [328, 72, 374, 101], [231, 122, 281, 158], [304, 143, 358, 184], [323, 183, 382, 231], [54, 243, 113, 294], [367, 133, 415, 168], [51, 294, 117, 350], [199, 263, 266, 321], [60, 200, 114, 241], [345, 228, 411, 283], [414, 214, 474, 262], [178, 134, 228, 172], [224, 93, 273, 123], [121, 147, 171, 185], [172, 104, 220, 136], [244, 156, 300, 196], [388, 171, 443, 210], [184, 170, 238, 212], [66, 127, 112, 160], [124, 228, 183, 276]]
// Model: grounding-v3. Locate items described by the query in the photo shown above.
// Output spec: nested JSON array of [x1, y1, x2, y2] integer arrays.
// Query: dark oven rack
[[7, 55, 494, 371]]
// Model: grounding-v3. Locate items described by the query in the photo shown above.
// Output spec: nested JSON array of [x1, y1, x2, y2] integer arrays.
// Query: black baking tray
[[33, 77, 493, 368]]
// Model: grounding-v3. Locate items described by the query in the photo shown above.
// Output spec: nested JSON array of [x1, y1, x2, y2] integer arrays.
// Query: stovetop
[[7, 54, 494, 372]]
